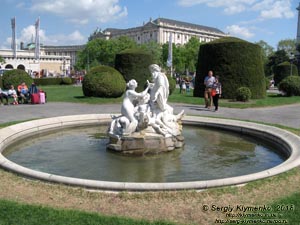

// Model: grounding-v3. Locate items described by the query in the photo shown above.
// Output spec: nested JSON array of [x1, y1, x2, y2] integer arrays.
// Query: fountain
[[1, 64, 300, 191], [107, 64, 184, 154]]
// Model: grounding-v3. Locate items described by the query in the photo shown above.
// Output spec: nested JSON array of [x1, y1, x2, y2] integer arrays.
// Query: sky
[[0, 0, 299, 49]]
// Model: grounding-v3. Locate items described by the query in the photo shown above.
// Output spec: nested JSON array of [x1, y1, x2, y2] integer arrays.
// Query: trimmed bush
[[115, 49, 154, 92], [82, 65, 126, 98], [278, 76, 300, 96], [61, 77, 73, 85], [265, 77, 271, 90], [194, 37, 266, 99], [168, 75, 176, 95], [2, 69, 33, 89], [33, 78, 74, 86], [274, 62, 298, 86], [0, 78, 3, 89], [236, 87, 252, 102]]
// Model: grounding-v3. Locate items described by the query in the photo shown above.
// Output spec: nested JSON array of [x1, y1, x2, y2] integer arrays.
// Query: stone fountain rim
[[0, 114, 300, 192]]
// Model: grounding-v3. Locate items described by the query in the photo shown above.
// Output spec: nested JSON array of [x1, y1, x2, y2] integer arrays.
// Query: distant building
[[89, 17, 228, 45], [42, 45, 85, 70], [20, 43, 85, 71], [0, 48, 71, 77]]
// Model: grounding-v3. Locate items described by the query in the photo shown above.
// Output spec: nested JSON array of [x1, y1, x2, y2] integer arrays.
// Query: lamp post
[[62, 57, 66, 77], [289, 53, 294, 76]]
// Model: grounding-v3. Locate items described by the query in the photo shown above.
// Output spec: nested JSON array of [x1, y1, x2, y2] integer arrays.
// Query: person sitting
[[28, 82, 39, 95], [0, 88, 9, 105], [17, 82, 30, 104], [8, 85, 18, 105]]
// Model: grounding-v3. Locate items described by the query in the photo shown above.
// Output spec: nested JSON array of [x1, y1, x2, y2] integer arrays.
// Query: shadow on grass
[[268, 94, 287, 98], [73, 96, 87, 99]]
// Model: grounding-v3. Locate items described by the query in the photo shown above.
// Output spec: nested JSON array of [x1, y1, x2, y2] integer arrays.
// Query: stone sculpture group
[[108, 64, 184, 154]]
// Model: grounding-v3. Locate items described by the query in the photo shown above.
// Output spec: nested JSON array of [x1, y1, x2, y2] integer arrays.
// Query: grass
[[41, 85, 122, 104], [270, 192, 300, 224], [227, 192, 300, 225], [0, 166, 300, 225], [41, 85, 300, 108], [169, 89, 300, 108], [0, 200, 177, 225]]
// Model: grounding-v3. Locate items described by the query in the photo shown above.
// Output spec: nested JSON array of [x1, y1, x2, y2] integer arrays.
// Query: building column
[[297, 3, 300, 44], [296, 3, 300, 70]]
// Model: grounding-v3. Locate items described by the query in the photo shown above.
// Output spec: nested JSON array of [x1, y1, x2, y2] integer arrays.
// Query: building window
[[177, 34, 180, 39]]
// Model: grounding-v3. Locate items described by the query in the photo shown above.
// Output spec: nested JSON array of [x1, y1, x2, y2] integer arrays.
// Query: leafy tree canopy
[[277, 38, 296, 55], [75, 36, 137, 70], [0, 56, 5, 64]]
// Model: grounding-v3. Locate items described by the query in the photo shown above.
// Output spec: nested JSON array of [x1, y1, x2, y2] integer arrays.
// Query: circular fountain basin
[[0, 114, 300, 191]]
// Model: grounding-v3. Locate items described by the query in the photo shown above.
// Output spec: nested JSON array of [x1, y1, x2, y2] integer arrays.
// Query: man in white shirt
[[204, 70, 216, 109]]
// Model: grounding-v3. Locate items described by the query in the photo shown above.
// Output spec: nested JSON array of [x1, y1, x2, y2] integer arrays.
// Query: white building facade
[[0, 49, 71, 77], [93, 18, 228, 45]]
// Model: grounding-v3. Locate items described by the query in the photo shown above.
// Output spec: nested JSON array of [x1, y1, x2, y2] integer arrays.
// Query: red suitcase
[[31, 93, 40, 104]]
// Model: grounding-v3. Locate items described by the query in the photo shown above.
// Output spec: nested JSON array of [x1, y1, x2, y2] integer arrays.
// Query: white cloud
[[42, 30, 86, 45], [252, 0, 294, 19], [177, 0, 294, 18], [226, 25, 255, 39], [19, 25, 46, 44], [178, 0, 256, 14], [223, 4, 246, 15], [30, 0, 127, 24], [1, 25, 86, 49]]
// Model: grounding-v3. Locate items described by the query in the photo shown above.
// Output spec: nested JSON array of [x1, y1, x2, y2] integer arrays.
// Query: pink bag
[[39, 92, 45, 104]]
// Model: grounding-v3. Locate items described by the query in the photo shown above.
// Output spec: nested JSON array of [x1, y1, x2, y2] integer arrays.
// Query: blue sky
[[0, 0, 298, 49]]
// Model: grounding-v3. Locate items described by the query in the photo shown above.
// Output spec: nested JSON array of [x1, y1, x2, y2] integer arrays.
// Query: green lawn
[[41, 85, 300, 108], [42, 85, 122, 104], [228, 192, 300, 225], [169, 89, 300, 108], [0, 200, 177, 225]]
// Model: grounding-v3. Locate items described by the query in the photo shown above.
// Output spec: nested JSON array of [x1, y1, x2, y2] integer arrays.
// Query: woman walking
[[212, 76, 222, 112]]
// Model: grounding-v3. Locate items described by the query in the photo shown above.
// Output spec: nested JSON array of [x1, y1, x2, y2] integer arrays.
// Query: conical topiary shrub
[[274, 61, 298, 86], [115, 49, 154, 92], [194, 37, 266, 99]]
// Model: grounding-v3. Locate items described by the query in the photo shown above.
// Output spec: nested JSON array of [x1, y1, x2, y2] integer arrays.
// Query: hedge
[[33, 77, 75, 86], [194, 37, 266, 99], [274, 62, 298, 86], [115, 49, 154, 92], [278, 76, 300, 96]]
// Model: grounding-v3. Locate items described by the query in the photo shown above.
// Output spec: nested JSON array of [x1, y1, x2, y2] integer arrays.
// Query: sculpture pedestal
[[107, 130, 184, 155]]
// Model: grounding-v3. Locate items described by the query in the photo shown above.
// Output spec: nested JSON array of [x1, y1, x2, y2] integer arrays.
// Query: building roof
[[152, 18, 225, 34], [104, 17, 225, 35]]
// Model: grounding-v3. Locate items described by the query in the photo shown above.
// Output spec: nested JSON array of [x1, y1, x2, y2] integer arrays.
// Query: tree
[[183, 37, 201, 73], [266, 50, 289, 76], [277, 39, 296, 54], [255, 40, 274, 77], [0, 55, 5, 65], [255, 40, 274, 59], [75, 36, 137, 70], [162, 43, 185, 73], [140, 41, 162, 65]]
